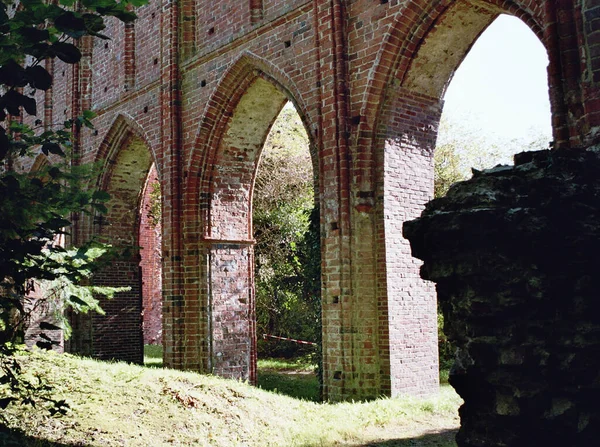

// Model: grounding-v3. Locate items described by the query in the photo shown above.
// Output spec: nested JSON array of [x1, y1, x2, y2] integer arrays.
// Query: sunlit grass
[[1, 349, 461, 446], [257, 356, 320, 402]]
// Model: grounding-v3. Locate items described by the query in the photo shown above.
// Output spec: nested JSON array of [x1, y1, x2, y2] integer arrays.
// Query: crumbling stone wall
[[404, 149, 600, 446]]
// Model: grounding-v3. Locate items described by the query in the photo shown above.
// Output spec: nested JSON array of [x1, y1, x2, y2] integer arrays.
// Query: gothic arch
[[87, 113, 158, 364], [357, 0, 545, 143], [186, 51, 317, 239], [359, 0, 553, 398], [180, 51, 318, 383], [96, 113, 159, 188]]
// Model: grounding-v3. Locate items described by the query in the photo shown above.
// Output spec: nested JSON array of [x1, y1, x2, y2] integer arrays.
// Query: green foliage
[[0, 0, 147, 415], [434, 118, 550, 198], [253, 104, 321, 360], [146, 180, 161, 228]]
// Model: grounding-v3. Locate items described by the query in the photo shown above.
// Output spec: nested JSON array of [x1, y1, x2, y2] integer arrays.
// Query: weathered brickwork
[[38, 0, 600, 402]]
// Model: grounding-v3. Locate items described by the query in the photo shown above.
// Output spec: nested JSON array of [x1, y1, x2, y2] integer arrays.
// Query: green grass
[[257, 357, 320, 402], [1, 349, 462, 447], [144, 344, 163, 368]]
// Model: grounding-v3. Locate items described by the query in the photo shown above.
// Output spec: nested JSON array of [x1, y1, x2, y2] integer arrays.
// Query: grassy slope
[[1, 350, 462, 447]]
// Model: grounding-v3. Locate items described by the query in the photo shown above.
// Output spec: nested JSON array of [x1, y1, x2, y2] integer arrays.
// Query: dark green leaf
[[55, 12, 86, 38], [92, 190, 110, 201], [22, 95, 37, 116], [39, 322, 62, 331], [48, 167, 61, 178], [18, 26, 50, 43], [26, 66, 52, 90], [93, 203, 108, 214], [0, 60, 27, 87], [52, 42, 81, 64], [83, 13, 105, 33], [45, 217, 71, 230], [42, 142, 64, 156], [28, 42, 50, 60], [128, 0, 148, 7]]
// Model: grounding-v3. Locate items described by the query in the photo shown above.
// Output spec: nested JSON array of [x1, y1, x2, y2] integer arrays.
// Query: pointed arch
[[185, 51, 317, 239], [96, 113, 159, 190], [180, 51, 318, 383], [357, 0, 544, 140], [87, 113, 159, 365], [349, 0, 548, 192]]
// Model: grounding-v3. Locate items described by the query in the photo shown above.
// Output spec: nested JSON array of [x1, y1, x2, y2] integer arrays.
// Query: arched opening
[[376, 0, 552, 397], [88, 127, 155, 364], [435, 14, 551, 198], [196, 73, 319, 387], [253, 102, 321, 401], [139, 164, 163, 364]]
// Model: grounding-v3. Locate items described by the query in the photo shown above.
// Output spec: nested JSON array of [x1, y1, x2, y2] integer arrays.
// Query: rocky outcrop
[[403, 149, 600, 447]]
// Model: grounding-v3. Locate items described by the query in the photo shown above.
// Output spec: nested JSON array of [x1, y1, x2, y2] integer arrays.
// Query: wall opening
[[433, 12, 551, 382], [435, 14, 552, 198], [90, 132, 154, 364], [139, 164, 163, 351], [253, 101, 321, 401], [199, 74, 319, 387]]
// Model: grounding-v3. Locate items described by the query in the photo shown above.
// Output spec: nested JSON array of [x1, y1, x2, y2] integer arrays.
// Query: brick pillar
[[204, 241, 257, 383], [375, 88, 442, 396]]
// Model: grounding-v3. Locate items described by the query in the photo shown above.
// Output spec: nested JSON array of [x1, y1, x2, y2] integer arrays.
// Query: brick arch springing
[[179, 53, 318, 383], [85, 114, 158, 364]]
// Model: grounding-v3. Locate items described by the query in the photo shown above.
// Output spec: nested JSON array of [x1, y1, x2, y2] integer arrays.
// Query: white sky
[[440, 14, 552, 146]]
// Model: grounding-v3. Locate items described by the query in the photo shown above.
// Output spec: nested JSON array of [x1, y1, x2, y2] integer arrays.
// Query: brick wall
[[49, 0, 599, 401]]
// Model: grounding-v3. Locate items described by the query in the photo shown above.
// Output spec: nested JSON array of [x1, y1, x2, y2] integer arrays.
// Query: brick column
[[375, 88, 442, 397], [203, 241, 257, 383]]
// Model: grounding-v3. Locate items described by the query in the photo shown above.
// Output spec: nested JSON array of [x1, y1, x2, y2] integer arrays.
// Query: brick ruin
[[20, 0, 600, 408]]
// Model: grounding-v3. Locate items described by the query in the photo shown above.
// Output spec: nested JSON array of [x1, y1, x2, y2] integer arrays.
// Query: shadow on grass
[[0, 426, 73, 447], [257, 370, 321, 402], [353, 429, 458, 447], [143, 344, 163, 368]]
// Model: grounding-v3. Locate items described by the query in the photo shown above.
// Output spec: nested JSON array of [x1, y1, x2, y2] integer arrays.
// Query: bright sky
[[440, 14, 552, 147]]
